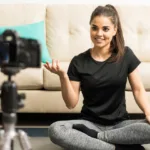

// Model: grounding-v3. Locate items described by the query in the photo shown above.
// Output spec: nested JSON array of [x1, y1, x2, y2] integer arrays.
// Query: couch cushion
[[17, 90, 149, 114], [0, 68, 43, 90], [43, 62, 69, 90], [117, 5, 150, 62], [18, 90, 83, 113], [126, 62, 150, 91], [46, 5, 93, 61], [126, 91, 143, 114]]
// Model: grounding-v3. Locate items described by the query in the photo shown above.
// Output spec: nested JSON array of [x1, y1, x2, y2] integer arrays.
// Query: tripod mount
[[0, 66, 32, 150]]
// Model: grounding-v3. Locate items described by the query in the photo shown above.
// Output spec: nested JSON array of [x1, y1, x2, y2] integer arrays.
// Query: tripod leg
[[0, 130, 5, 149], [17, 130, 32, 150], [0, 130, 4, 140], [11, 140, 14, 150], [0, 129, 16, 150]]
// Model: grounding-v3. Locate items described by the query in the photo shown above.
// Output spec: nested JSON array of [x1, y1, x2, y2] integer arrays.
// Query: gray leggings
[[48, 119, 150, 150]]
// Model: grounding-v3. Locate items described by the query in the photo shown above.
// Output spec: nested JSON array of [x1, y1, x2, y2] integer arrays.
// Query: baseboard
[[0, 113, 145, 126]]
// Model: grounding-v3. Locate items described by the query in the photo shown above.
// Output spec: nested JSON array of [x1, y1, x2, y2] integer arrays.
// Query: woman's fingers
[[56, 60, 60, 70], [52, 59, 55, 69], [44, 60, 65, 76], [45, 62, 51, 70], [44, 59, 60, 74], [44, 63, 48, 69], [44, 62, 51, 72], [51, 59, 58, 71]]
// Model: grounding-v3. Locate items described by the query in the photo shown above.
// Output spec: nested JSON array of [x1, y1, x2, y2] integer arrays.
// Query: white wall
[[0, 0, 150, 5]]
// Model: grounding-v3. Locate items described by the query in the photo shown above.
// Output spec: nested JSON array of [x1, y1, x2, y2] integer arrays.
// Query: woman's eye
[[103, 27, 109, 32], [91, 26, 97, 31]]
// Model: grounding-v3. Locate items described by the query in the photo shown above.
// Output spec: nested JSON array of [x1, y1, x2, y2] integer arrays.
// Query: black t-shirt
[[67, 46, 141, 125]]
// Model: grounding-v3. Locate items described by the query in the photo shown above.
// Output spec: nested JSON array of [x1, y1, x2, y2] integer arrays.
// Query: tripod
[[0, 67, 32, 150]]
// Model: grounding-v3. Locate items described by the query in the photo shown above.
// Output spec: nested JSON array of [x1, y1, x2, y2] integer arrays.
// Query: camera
[[0, 30, 41, 150], [0, 29, 41, 68]]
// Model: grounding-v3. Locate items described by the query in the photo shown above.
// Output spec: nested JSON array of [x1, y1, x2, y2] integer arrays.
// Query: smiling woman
[[46, 4, 150, 150], [90, 15, 117, 52], [90, 15, 116, 62]]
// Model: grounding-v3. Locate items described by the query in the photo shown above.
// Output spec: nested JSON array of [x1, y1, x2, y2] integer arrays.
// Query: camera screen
[[0, 42, 9, 66]]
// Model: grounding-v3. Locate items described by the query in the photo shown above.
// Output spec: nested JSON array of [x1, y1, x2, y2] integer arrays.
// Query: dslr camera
[[0, 29, 41, 69]]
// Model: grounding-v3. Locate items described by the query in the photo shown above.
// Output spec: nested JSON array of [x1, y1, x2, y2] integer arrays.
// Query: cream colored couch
[[0, 3, 150, 116]]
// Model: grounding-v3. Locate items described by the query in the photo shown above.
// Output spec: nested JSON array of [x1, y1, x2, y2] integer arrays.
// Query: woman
[[44, 4, 150, 150]]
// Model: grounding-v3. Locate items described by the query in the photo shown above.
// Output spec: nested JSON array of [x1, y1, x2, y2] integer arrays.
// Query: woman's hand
[[44, 59, 66, 77], [146, 115, 150, 124]]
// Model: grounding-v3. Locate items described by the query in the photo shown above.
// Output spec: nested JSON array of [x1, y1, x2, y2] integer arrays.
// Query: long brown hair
[[90, 4, 125, 62]]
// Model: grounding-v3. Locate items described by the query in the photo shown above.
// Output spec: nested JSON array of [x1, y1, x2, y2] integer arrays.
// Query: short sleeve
[[126, 47, 141, 74], [67, 56, 80, 81]]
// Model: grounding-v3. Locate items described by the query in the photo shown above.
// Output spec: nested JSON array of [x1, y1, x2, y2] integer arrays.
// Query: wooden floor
[[12, 137, 150, 150], [8, 137, 63, 150]]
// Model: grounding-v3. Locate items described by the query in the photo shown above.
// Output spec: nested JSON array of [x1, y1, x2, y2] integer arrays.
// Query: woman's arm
[[44, 60, 80, 109], [59, 73, 80, 109], [128, 67, 150, 119]]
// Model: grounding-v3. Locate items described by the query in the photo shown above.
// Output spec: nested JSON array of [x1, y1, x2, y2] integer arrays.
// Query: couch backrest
[[46, 4, 150, 62], [0, 4, 46, 26]]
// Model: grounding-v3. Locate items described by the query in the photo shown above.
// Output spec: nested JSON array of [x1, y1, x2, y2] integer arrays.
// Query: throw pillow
[[0, 21, 51, 63]]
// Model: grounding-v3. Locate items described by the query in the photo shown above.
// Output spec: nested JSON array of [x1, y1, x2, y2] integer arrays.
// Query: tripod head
[[0, 67, 25, 125]]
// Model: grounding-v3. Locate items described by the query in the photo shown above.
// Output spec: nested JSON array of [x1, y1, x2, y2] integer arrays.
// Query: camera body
[[0, 29, 41, 68]]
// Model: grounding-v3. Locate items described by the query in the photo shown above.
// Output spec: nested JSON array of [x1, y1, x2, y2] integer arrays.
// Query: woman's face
[[90, 15, 117, 49]]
